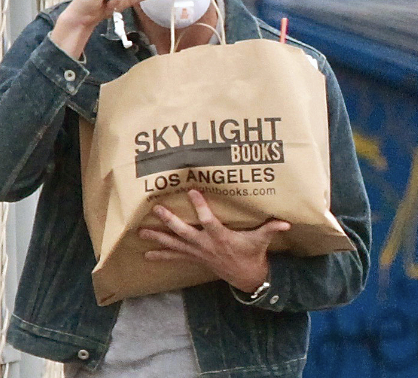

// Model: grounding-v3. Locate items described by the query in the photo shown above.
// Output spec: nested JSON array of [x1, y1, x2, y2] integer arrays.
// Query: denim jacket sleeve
[[231, 57, 372, 313], [0, 13, 89, 202]]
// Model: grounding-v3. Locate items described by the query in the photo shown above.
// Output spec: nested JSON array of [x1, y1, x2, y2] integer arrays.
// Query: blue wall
[[257, 2, 418, 377]]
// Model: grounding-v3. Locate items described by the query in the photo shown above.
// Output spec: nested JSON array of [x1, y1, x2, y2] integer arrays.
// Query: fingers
[[187, 190, 224, 235], [152, 204, 200, 243], [262, 219, 291, 233], [145, 250, 200, 263], [105, 0, 138, 13], [139, 228, 196, 255]]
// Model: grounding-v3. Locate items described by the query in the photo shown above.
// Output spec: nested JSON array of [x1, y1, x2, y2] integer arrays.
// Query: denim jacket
[[0, 1, 371, 377]]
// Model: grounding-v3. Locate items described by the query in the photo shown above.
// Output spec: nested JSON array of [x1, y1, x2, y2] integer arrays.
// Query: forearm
[[50, 7, 97, 59], [232, 212, 370, 313]]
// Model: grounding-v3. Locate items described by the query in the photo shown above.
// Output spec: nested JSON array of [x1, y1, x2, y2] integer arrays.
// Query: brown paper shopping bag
[[80, 38, 355, 306]]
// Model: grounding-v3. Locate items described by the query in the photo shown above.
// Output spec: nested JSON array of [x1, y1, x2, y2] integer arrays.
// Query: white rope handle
[[173, 22, 222, 52], [170, 0, 226, 54]]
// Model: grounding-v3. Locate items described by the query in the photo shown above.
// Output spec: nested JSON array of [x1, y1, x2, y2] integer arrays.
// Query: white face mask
[[139, 0, 211, 29]]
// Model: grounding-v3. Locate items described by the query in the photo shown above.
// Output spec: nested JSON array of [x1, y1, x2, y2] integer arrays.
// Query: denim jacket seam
[[201, 356, 307, 374], [214, 293, 228, 369], [257, 19, 326, 71], [182, 291, 203, 374], [0, 96, 65, 198], [253, 18, 264, 39], [37, 12, 55, 28], [11, 313, 108, 348], [318, 56, 328, 73], [90, 302, 122, 371], [68, 101, 96, 124], [38, 1, 71, 26]]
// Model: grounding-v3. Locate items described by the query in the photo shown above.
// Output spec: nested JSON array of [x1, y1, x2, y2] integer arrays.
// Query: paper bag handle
[[170, 0, 226, 54]]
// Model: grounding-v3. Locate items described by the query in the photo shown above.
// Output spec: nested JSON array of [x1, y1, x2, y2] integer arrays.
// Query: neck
[[134, 4, 218, 54]]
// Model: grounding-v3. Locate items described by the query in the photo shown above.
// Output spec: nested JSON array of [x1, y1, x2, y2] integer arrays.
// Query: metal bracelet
[[250, 281, 271, 299]]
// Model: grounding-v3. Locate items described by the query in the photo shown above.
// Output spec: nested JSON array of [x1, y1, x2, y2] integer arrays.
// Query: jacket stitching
[[11, 314, 108, 348], [253, 18, 264, 39], [89, 301, 122, 371], [214, 294, 229, 374], [201, 356, 307, 374], [68, 101, 96, 124], [258, 20, 325, 60], [39, 1, 71, 25], [0, 94, 65, 198]]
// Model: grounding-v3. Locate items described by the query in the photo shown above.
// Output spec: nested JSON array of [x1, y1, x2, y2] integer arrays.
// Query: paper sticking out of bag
[[80, 39, 356, 306]]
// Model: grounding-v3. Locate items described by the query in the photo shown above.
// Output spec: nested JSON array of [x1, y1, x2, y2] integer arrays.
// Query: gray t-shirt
[[65, 292, 199, 378]]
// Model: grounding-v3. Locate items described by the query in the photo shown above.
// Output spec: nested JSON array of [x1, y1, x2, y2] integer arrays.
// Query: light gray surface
[[8, 0, 38, 42]]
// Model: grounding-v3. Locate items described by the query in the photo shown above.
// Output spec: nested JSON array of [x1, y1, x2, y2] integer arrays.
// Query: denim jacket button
[[64, 70, 76, 82], [270, 295, 279, 305], [77, 349, 90, 360]]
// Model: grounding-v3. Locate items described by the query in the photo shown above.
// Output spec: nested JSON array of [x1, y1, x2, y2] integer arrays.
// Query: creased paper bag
[[80, 39, 355, 306]]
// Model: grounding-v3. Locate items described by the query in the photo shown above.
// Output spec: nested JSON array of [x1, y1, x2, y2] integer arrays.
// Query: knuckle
[[176, 227, 189, 239], [215, 232, 230, 245], [200, 216, 214, 227], [160, 211, 173, 223], [139, 229, 154, 239], [161, 235, 176, 247]]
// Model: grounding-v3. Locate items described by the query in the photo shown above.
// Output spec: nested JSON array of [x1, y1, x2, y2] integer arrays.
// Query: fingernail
[[145, 251, 160, 260], [280, 222, 291, 231], [153, 205, 163, 216]]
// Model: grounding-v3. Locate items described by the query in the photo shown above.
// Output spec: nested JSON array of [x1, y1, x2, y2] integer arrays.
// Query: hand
[[62, 0, 139, 29], [138, 190, 291, 293], [51, 0, 139, 59]]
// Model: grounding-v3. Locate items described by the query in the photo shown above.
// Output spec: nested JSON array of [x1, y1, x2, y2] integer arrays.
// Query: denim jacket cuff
[[31, 33, 90, 96], [229, 253, 290, 312]]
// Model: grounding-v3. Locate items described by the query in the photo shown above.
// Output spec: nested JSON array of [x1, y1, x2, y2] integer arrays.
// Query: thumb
[[248, 219, 291, 250], [258, 219, 291, 238]]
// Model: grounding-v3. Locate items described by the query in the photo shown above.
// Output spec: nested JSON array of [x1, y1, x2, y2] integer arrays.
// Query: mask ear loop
[[170, 0, 226, 54]]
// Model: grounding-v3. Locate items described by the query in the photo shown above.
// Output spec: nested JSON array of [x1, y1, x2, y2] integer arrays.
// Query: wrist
[[231, 273, 271, 303], [233, 260, 270, 293], [51, 11, 98, 59], [58, 11, 99, 33], [59, 5, 103, 31]]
